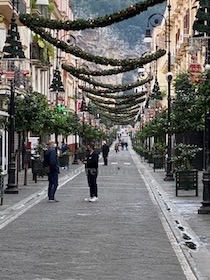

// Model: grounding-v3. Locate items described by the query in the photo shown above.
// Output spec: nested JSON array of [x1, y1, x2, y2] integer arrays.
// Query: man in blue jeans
[[44, 140, 59, 202]]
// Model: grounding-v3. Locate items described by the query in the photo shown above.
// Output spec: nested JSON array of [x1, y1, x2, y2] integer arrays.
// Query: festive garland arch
[[62, 50, 166, 76], [87, 94, 145, 106], [76, 76, 152, 91], [19, 0, 166, 31], [21, 24, 165, 67], [86, 92, 145, 106], [80, 85, 147, 98], [101, 115, 135, 124], [99, 110, 139, 121], [82, 89, 147, 100], [91, 99, 141, 113]]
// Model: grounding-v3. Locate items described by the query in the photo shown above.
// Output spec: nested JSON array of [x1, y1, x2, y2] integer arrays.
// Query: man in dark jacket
[[43, 140, 59, 202], [83, 143, 99, 202], [102, 141, 109, 166]]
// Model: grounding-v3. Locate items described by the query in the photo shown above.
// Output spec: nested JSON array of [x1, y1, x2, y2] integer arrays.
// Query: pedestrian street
[[0, 146, 196, 280]]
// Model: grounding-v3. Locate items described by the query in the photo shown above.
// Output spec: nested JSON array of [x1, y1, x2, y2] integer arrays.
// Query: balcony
[[31, 5, 49, 18], [30, 42, 51, 70], [175, 29, 189, 60], [0, 0, 26, 24]]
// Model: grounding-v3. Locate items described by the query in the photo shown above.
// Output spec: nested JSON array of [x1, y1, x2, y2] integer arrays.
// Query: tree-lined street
[[0, 142, 210, 279]]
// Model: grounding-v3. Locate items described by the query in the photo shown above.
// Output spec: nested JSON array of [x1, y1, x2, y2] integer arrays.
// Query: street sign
[[189, 63, 202, 74]]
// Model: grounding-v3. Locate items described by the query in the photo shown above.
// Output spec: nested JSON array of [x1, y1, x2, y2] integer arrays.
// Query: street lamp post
[[198, 47, 210, 214], [144, 0, 174, 181], [72, 59, 79, 164], [2, 0, 26, 193], [80, 96, 88, 146], [6, 69, 18, 193]]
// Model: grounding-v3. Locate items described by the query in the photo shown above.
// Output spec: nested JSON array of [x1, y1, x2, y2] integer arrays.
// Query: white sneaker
[[84, 197, 90, 202], [89, 197, 98, 202]]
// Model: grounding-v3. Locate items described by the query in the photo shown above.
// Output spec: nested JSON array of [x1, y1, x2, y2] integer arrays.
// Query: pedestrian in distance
[[121, 139, 125, 150], [43, 140, 59, 202], [61, 141, 68, 154], [124, 142, 128, 150], [115, 142, 120, 153], [102, 140, 109, 166], [82, 143, 99, 202]]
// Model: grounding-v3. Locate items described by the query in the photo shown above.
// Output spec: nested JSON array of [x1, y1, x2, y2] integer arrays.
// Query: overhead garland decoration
[[92, 100, 141, 114], [19, 0, 166, 31], [85, 91, 147, 100], [86, 92, 145, 106], [80, 85, 147, 98], [62, 50, 166, 76], [19, 24, 165, 67], [77, 76, 152, 91], [87, 94, 145, 106], [99, 110, 139, 122]]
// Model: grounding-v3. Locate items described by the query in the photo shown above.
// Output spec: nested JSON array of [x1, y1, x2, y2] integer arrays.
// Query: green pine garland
[[86, 92, 145, 106], [77, 76, 152, 91], [86, 91, 147, 102], [62, 50, 166, 76], [92, 99, 141, 113], [99, 110, 139, 120], [19, 0, 166, 31], [79, 85, 147, 98], [20, 24, 165, 67]]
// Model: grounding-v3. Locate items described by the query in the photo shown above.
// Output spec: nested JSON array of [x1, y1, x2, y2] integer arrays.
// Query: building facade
[[0, 0, 76, 173]]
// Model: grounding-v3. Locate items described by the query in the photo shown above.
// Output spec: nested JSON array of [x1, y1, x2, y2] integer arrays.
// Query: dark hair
[[87, 143, 95, 150]]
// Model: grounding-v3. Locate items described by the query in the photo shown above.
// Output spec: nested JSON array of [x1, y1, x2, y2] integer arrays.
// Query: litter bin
[[31, 156, 46, 183]]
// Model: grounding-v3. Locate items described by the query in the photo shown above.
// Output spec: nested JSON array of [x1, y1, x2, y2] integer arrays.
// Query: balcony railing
[[30, 42, 50, 69], [0, 0, 26, 22]]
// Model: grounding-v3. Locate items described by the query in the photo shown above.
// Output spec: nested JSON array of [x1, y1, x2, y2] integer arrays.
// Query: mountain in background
[[70, 0, 166, 83]]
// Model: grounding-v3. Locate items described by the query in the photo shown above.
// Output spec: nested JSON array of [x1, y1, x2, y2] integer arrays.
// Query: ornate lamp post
[[144, 0, 174, 181], [2, 0, 26, 194], [49, 67, 65, 145], [80, 96, 88, 146], [193, 1, 210, 214], [72, 58, 79, 164]]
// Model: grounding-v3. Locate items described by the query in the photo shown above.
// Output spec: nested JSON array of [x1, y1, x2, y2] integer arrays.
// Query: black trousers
[[103, 156, 108, 165], [87, 170, 98, 198]]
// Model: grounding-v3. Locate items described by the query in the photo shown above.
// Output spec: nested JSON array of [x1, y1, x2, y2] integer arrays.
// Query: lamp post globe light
[[144, 0, 174, 181]]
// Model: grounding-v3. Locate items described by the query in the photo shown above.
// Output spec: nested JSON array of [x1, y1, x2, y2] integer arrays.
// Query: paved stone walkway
[[0, 146, 197, 280]]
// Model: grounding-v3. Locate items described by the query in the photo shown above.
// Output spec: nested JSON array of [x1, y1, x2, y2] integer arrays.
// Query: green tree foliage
[[171, 72, 203, 141], [196, 71, 210, 114], [14, 91, 75, 136], [15, 91, 51, 134]]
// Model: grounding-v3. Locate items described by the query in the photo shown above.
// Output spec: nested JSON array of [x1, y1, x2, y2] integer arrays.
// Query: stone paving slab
[[0, 148, 191, 280]]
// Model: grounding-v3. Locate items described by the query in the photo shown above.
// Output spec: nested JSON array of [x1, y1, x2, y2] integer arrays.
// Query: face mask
[[53, 143, 57, 148]]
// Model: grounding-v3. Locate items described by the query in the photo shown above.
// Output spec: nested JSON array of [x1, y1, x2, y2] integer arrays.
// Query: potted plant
[[151, 142, 166, 171], [172, 143, 202, 196]]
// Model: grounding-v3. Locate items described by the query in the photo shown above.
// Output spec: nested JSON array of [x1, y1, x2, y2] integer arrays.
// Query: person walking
[[102, 141, 109, 166], [115, 142, 120, 153], [43, 140, 59, 202], [83, 143, 99, 202]]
